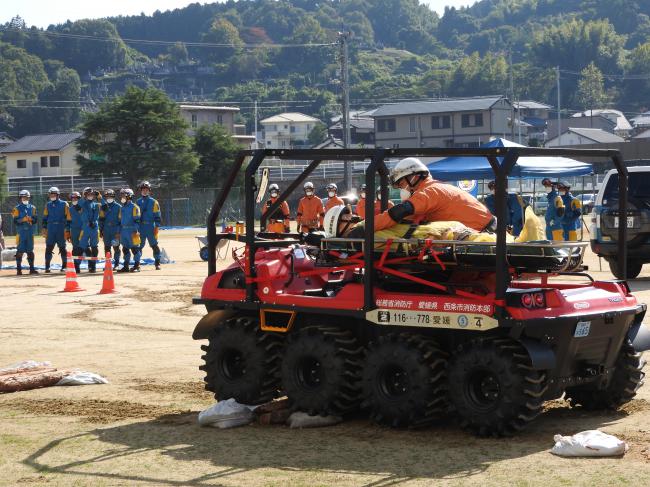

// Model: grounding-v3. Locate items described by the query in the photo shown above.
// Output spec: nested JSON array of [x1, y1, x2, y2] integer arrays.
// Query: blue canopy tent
[[426, 138, 593, 181]]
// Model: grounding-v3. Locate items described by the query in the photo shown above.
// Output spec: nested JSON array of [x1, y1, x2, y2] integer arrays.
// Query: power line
[[560, 68, 650, 81], [0, 27, 336, 49]]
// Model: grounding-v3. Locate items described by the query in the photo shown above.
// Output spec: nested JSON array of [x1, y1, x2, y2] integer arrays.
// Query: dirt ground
[[1, 228, 650, 487]]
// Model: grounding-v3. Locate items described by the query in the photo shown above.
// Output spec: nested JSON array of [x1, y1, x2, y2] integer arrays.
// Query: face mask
[[376, 193, 381, 200], [559, 190, 567, 196], [71, 200, 78, 206], [106, 198, 114, 204], [489, 189, 495, 195], [21, 198, 29, 204], [86, 195, 94, 201], [328, 191, 335, 198], [142, 191, 149, 197], [545, 187, 553, 194], [50, 196, 57, 201], [121, 198, 127, 204], [360, 192, 366, 199], [270, 192, 278, 198], [400, 188, 411, 201], [305, 190, 313, 196]]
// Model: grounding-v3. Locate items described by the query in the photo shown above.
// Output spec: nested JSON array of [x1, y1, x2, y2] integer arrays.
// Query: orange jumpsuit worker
[[356, 184, 394, 219], [350, 158, 493, 237], [324, 183, 345, 212], [296, 182, 324, 233], [262, 183, 291, 233]]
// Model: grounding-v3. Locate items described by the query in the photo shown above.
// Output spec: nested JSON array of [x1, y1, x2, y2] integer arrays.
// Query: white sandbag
[[56, 371, 109, 386], [198, 398, 257, 429], [160, 248, 172, 264], [287, 411, 342, 429], [551, 430, 628, 457]]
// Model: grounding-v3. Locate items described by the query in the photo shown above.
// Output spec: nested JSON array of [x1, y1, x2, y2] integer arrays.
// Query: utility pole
[[509, 51, 515, 141], [556, 66, 561, 143], [254, 100, 258, 148], [338, 31, 352, 191]]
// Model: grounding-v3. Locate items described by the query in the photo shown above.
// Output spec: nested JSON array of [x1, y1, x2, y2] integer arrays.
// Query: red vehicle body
[[194, 147, 649, 436]]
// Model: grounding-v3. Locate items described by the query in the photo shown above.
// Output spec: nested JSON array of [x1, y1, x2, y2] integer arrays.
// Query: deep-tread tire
[[200, 315, 282, 404], [281, 326, 363, 416], [362, 334, 448, 428], [448, 338, 547, 437], [199, 246, 209, 262], [566, 341, 646, 410], [608, 259, 643, 280]]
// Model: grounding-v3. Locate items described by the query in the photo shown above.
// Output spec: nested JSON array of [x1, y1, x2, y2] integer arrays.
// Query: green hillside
[[1, 0, 649, 137]]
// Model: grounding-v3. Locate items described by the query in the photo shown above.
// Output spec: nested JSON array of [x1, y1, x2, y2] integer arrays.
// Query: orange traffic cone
[[61, 250, 84, 292], [99, 252, 117, 294]]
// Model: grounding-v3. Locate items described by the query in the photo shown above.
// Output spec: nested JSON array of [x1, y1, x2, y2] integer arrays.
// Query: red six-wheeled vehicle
[[193, 147, 649, 436]]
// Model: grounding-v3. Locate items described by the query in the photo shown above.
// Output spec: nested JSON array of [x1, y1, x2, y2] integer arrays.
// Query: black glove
[[89, 222, 96, 229]]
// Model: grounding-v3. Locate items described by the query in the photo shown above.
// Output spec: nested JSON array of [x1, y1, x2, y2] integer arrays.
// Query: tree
[[76, 86, 198, 189], [577, 63, 609, 111], [308, 124, 327, 146], [167, 42, 189, 65], [192, 123, 241, 188], [201, 18, 243, 63]]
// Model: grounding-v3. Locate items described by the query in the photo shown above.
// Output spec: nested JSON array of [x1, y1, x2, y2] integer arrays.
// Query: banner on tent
[[456, 180, 478, 197]]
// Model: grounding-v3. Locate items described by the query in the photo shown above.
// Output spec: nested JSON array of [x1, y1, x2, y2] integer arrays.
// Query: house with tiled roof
[[260, 112, 323, 149], [0, 132, 83, 177]]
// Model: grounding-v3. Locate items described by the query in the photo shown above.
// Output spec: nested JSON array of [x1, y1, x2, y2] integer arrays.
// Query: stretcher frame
[[204, 147, 629, 319]]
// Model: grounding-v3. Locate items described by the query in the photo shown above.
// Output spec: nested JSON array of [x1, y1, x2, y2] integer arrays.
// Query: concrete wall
[[180, 108, 236, 135], [5, 144, 80, 178], [545, 132, 594, 147]]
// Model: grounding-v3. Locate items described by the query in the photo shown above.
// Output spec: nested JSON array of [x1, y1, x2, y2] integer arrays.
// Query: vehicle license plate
[[614, 216, 634, 228], [574, 321, 591, 338]]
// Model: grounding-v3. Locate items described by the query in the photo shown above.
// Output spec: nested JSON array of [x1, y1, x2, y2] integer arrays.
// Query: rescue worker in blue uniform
[[77, 187, 101, 273], [99, 189, 122, 269], [42, 186, 71, 273], [68, 191, 84, 273], [484, 181, 525, 237], [12, 189, 38, 275], [136, 181, 162, 270], [118, 188, 142, 273], [558, 181, 582, 241], [541, 178, 565, 241]]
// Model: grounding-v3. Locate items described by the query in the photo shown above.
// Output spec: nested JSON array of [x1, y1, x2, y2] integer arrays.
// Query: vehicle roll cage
[[207, 147, 628, 315]]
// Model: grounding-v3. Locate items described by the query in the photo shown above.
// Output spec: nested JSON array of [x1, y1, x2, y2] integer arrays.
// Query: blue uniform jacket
[[99, 201, 122, 237], [136, 196, 161, 227], [484, 192, 524, 229], [43, 200, 71, 230], [13, 203, 38, 229], [561, 192, 582, 231], [119, 201, 141, 247], [545, 190, 565, 232]]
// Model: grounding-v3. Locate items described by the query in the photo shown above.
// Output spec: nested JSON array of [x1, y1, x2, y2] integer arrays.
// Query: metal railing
[[6, 175, 127, 195]]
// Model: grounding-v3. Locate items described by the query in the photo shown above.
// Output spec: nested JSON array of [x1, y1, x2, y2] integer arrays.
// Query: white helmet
[[389, 157, 429, 186], [323, 204, 349, 237], [303, 182, 314, 190], [269, 183, 279, 192], [326, 183, 337, 191], [19, 189, 30, 198], [48, 186, 60, 194]]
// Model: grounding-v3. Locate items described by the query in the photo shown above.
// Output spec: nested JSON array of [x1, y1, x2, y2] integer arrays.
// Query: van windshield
[[602, 174, 650, 204]]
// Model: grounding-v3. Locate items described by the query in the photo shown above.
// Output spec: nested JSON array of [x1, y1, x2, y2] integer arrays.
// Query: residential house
[[0, 132, 15, 149], [329, 110, 376, 146], [631, 111, 650, 133], [0, 132, 83, 178], [547, 115, 617, 141], [514, 101, 551, 142], [260, 112, 322, 149], [545, 127, 625, 147], [570, 109, 632, 137], [179, 104, 255, 147], [371, 96, 513, 149]]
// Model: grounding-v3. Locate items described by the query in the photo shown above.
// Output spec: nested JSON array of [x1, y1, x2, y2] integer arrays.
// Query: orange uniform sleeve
[[296, 199, 304, 225], [374, 210, 398, 231], [356, 198, 366, 219]]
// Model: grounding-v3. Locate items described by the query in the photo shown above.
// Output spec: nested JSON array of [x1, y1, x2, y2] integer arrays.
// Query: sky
[[3, 0, 476, 29]]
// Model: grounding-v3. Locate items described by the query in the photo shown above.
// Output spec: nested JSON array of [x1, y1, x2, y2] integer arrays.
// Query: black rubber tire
[[200, 315, 282, 404], [447, 338, 547, 437], [566, 341, 646, 410], [199, 246, 209, 261], [362, 334, 448, 428], [608, 259, 643, 280], [281, 326, 363, 416]]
